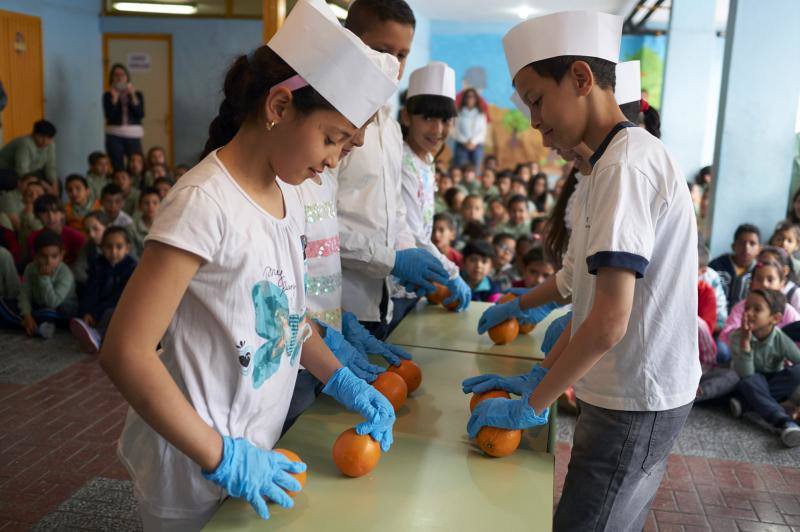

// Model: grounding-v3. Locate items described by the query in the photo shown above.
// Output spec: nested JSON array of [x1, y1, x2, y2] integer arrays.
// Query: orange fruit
[[475, 426, 522, 457], [443, 297, 460, 311], [519, 322, 535, 334], [469, 389, 511, 412], [427, 282, 450, 305], [372, 371, 408, 412], [498, 293, 516, 304], [332, 428, 381, 477], [387, 360, 422, 394], [273, 448, 306, 496], [488, 319, 519, 345]]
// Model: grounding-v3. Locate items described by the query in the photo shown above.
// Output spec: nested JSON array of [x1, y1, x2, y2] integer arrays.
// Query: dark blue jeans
[[105, 134, 143, 172], [453, 142, 484, 171], [737, 366, 800, 426]]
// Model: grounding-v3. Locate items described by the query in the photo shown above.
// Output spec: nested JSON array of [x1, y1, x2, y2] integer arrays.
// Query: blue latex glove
[[202, 436, 306, 520], [467, 392, 550, 439], [342, 311, 412, 366], [503, 287, 531, 297], [391, 248, 449, 295], [319, 321, 385, 383], [477, 299, 561, 334], [444, 275, 471, 312], [322, 366, 396, 451], [541, 312, 572, 355], [462, 364, 548, 396]]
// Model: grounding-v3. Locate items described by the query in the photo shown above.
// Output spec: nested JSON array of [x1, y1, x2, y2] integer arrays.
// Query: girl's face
[[751, 265, 783, 291], [461, 198, 484, 223], [464, 92, 477, 109], [139, 193, 160, 219], [518, 166, 532, 182], [744, 292, 780, 331], [494, 238, 515, 268], [449, 192, 465, 212], [431, 220, 454, 249], [497, 177, 511, 196], [438, 176, 454, 193], [489, 200, 507, 222], [463, 170, 476, 183], [66, 180, 89, 206], [155, 181, 172, 199], [111, 67, 129, 86], [481, 170, 495, 188], [511, 181, 527, 197], [102, 233, 130, 266], [554, 177, 567, 197], [271, 108, 357, 186], [405, 114, 453, 157], [128, 153, 145, 175], [450, 168, 463, 183], [532, 176, 547, 197], [773, 230, 799, 255], [85, 217, 107, 245]]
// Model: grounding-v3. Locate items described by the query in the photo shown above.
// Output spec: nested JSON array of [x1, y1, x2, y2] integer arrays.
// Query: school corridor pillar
[[263, 0, 288, 42], [707, 0, 800, 257], [660, 0, 719, 181]]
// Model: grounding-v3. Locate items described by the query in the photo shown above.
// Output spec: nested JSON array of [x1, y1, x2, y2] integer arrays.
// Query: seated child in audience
[[496, 194, 530, 239], [483, 155, 497, 173], [27, 195, 86, 265], [153, 176, 174, 200], [496, 171, 513, 202], [699, 244, 728, 331], [142, 146, 168, 188], [477, 168, 497, 198], [435, 174, 454, 214], [730, 288, 800, 447], [515, 163, 532, 183], [491, 232, 516, 288], [64, 174, 100, 233], [0, 231, 77, 338], [710, 223, 761, 310], [18, 179, 45, 256], [461, 165, 479, 194], [516, 248, 556, 289], [443, 187, 465, 234], [449, 165, 463, 188], [511, 235, 535, 282], [99, 184, 133, 228], [127, 152, 145, 189], [757, 246, 800, 313], [86, 151, 112, 202], [431, 212, 462, 268], [698, 279, 719, 370], [0, 173, 37, 230], [530, 218, 548, 244], [486, 196, 509, 231], [510, 178, 528, 198], [70, 227, 137, 354], [72, 212, 105, 287], [720, 259, 799, 347], [112, 169, 140, 216], [458, 221, 491, 249], [129, 187, 160, 258], [460, 194, 484, 225], [0, 247, 20, 300], [459, 240, 501, 302], [771, 222, 800, 274]]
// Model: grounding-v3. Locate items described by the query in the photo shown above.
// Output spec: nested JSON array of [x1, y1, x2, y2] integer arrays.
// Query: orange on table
[[497, 293, 534, 333], [488, 319, 519, 345], [372, 371, 408, 412], [475, 427, 522, 457], [332, 428, 381, 478], [273, 448, 306, 496], [388, 360, 422, 394], [426, 282, 450, 305], [469, 389, 511, 412]]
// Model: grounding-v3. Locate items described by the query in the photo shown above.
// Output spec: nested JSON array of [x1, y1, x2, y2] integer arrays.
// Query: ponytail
[[543, 167, 579, 267]]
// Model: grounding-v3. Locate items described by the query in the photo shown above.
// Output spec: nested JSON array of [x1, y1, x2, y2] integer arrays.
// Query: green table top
[[204, 346, 554, 531], [389, 301, 571, 360]]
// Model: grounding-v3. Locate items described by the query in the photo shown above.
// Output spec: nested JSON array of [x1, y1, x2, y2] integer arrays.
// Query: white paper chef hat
[[407, 62, 456, 100], [503, 10, 623, 81], [615, 60, 641, 104], [267, 0, 399, 127], [510, 91, 531, 120]]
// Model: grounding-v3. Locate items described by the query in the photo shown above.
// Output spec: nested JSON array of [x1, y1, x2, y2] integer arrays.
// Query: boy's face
[[464, 170, 477, 182], [450, 168, 463, 183], [149, 149, 166, 167], [481, 171, 495, 188], [732, 231, 760, 266], [497, 177, 511, 196], [744, 292, 780, 331], [511, 181, 527, 197], [489, 200, 507, 221], [461, 198, 484, 223], [24, 183, 44, 204], [129, 154, 144, 174], [463, 254, 492, 284], [39, 207, 65, 232], [438, 176, 454, 192], [358, 21, 414, 79], [102, 233, 129, 266], [494, 238, 515, 269], [66, 180, 89, 206], [509, 201, 529, 225], [514, 63, 591, 151], [405, 114, 452, 157], [751, 265, 783, 291], [93, 157, 111, 177], [85, 218, 106, 245], [431, 220, 454, 250], [155, 182, 171, 199], [139, 193, 160, 219], [523, 260, 555, 288], [36, 245, 63, 272], [112, 171, 132, 193], [773, 230, 799, 254], [102, 193, 124, 219]]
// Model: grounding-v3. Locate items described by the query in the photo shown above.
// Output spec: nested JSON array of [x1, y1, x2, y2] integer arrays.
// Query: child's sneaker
[[36, 322, 55, 339], [729, 397, 743, 418], [69, 318, 101, 354], [780, 421, 800, 448]]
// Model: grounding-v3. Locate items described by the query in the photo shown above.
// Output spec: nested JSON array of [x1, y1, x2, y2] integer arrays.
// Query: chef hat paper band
[[407, 62, 457, 100]]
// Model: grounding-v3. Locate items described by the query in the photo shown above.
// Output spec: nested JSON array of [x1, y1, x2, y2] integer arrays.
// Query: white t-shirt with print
[[296, 170, 342, 329], [117, 151, 312, 518], [557, 124, 701, 412]]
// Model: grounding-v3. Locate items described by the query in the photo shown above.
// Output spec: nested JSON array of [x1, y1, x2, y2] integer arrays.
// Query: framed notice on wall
[[127, 52, 151, 72]]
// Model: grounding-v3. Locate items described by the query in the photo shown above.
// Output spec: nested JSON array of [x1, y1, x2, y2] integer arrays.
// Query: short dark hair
[[344, 0, 416, 36], [492, 232, 515, 246], [88, 151, 108, 166], [462, 240, 495, 261], [403, 94, 457, 140], [33, 120, 56, 138], [153, 177, 175, 188], [33, 194, 62, 215], [462, 221, 490, 242], [750, 288, 786, 316], [139, 186, 160, 202], [516, 234, 535, 248], [34, 229, 63, 253], [102, 225, 131, 245], [734, 223, 761, 243], [508, 194, 528, 208], [443, 187, 463, 210], [101, 183, 123, 199], [433, 212, 455, 231], [522, 248, 548, 267], [65, 174, 89, 188], [526, 56, 616, 91]]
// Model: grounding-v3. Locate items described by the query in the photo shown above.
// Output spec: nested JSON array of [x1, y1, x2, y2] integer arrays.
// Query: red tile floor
[[2, 357, 800, 531]]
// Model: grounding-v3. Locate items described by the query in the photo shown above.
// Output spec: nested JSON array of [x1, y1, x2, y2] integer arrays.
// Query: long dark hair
[[459, 88, 483, 113], [527, 172, 549, 213], [202, 46, 336, 157], [108, 63, 130, 86], [787, 188, 800, 224], [543, 167, 579, 267], [402, 94, 456, 159]]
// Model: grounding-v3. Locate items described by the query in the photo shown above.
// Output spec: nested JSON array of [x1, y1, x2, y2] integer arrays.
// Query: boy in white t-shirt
[[463, 11, 700, 531]]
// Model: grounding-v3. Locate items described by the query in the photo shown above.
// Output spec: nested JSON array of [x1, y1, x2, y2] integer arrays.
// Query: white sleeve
[[471, 114, 488, 145], [555, 230, 576, 298], [585, 164, 659, 278], [394, 164, 417, 252], [145, 185, 224, 262], [452, 113, 468, 144]]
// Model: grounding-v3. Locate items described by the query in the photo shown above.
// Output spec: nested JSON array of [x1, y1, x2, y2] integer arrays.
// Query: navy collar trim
[[588, 121, 637, 167]]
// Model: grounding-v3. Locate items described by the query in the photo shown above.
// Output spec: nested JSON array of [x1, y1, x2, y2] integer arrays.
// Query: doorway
[[0, 9, 44, 142]]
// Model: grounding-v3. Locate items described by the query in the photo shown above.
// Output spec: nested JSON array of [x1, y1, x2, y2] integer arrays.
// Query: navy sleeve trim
[[586, 251, 649, 279]]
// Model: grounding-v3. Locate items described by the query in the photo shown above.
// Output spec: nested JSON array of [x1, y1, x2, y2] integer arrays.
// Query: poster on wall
[[127, 53, 151, 72]]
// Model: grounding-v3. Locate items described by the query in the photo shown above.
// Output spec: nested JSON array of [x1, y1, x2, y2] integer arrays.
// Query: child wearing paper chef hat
[[465, 10, 701, 532], [101, 0, 402, 528]]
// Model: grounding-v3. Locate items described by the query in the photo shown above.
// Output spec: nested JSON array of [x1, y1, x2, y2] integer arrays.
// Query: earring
[[266, 121, 276, 131]]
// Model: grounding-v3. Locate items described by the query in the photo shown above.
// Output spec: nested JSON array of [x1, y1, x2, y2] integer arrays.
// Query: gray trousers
[[554, 399, 693, 532]]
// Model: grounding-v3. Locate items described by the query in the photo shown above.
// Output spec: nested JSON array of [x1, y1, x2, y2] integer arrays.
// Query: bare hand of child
[[740, 314, 752, 350], [38, 263, 55, 276], [21, 315, 37, 337]]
